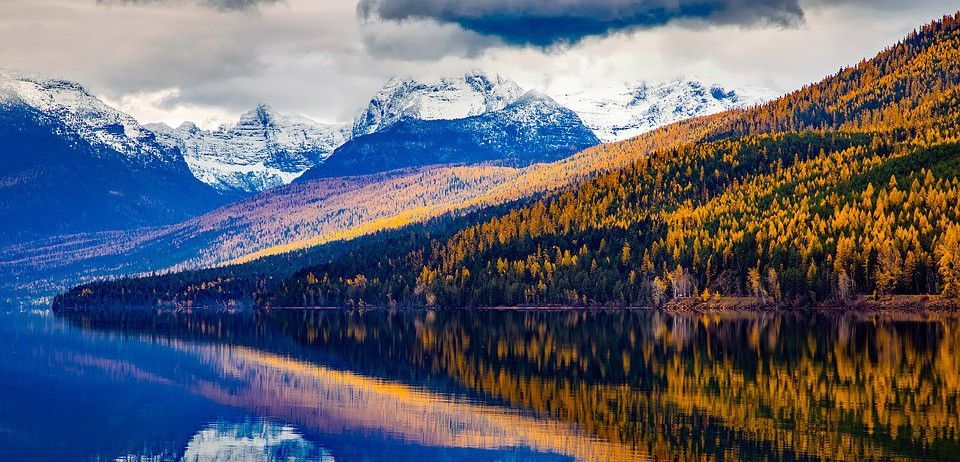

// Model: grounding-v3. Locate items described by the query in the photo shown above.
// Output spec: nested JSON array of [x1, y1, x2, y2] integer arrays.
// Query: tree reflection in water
[[63, 308, 960, 461]]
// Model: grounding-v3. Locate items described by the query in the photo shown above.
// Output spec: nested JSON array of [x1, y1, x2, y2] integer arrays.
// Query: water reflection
[[8, 308, 960, 461], [178, 420, 332, 462]]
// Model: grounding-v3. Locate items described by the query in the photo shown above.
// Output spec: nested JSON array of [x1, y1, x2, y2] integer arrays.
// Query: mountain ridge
[[147, 104, 350, 193], [351, 70, 525, 137], [555, 77, 777, 142], [143, 71, 772, 192], [2, 68, 774, 196], [0, 69, 180, 165]]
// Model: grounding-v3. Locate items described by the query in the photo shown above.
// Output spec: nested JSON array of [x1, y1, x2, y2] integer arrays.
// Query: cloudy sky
[[0, 0, 956, 128]]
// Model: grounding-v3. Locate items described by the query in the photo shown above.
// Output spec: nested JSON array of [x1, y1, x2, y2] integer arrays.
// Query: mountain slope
[[3, 83, 598, 301], [301, 91, 599, 180], [6, 70, 750, 301], [147, 104, 350, 194], [0, 72, 227, 246], [352, 70, 524, 137], [4, 164, 528, 301], [556, 78, 776, 142]]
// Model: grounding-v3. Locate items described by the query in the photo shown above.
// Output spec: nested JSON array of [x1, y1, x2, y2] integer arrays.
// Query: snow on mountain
[[147, 104, 350, 193], [555, 78, 778, 143], [0, 69, 176, 164], [0, 67, 778, 196], [304, 89, 599, 180], [147, 72, 522, 193], [352, 70, 525, 137], [0, 70, 228, 245], [494, 89, 579, 127]]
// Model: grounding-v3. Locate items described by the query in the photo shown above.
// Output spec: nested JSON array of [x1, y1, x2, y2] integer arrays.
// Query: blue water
[[0, 310, 578, 461], [2, 308, 958, 461]]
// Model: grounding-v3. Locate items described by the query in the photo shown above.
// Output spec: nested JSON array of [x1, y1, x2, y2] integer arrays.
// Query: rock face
[[351, 70, 525, 137], [0, 71, 227, 245], [147, 104, 350, 194], [299, 90, 600, 180], [556, 78, 778, 142]]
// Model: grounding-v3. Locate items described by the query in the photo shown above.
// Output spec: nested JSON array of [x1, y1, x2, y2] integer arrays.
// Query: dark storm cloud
[[356, 0, 807, 47], [97, 0, 281, 12]]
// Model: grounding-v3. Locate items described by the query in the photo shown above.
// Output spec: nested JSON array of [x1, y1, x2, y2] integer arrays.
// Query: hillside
[[44, 204, 524, 310], [6, 165, 527, 301]]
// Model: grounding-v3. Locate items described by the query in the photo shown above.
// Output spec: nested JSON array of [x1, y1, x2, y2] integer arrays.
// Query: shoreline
[[661, 294, 960, 314], [52, 294, 960, 315], [263, 294, 960, 314]]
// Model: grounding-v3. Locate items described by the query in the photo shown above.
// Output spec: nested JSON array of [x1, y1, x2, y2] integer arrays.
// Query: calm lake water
[[1, 307, 959, 461]]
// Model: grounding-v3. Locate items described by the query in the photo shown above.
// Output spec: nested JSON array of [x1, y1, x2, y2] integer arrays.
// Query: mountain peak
[[352, 70, 526, 137], [0, 69, 178, 163], [148, 103, 350, 194], [513, 89, 558, 106], [238, 103, 280, 128], [556, 78, 777, 142], [462, 69, 513, 89], [178, 121, 200, 132]]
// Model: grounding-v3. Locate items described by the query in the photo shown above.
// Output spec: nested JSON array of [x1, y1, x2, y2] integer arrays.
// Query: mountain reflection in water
[[116, 420, 333, 462], [2, 308, 959, 461]]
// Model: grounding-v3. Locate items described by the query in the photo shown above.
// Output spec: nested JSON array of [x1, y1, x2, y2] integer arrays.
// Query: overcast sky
[[0, 0, 956, 129]]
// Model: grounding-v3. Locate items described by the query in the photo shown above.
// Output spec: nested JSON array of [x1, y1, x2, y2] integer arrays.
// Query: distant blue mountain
[[0, 75, 229, 246], [299, 90, 600, 180]]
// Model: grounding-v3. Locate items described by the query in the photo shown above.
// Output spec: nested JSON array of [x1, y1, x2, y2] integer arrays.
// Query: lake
[[1, 307, 958, 461]]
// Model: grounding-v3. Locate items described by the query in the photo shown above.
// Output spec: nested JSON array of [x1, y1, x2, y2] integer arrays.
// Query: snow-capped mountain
[[300, 90, 599, 180], [0, 68, 778, 201], [147, 104, 350, 193], [0, 70, 177, 164], [139, 72, 526, 194], [556, 78, 778, 142], [352, 70, 525, 137], [0, 70, 226, 245]]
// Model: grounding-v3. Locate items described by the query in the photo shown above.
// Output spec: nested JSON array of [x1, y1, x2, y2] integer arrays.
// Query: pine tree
[[937, 225, 960, 298]]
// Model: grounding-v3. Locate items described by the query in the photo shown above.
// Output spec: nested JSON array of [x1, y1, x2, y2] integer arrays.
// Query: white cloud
[[102, 87, 236, 130]]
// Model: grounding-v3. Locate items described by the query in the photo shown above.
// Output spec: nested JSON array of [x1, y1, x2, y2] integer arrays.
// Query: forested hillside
[[57, 12, 960, 309], [49, 204, 526, 310]]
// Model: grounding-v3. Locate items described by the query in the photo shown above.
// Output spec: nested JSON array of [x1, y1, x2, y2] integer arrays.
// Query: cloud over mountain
[[356, 0, 807, 47]]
